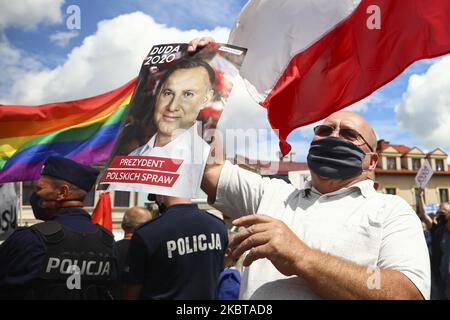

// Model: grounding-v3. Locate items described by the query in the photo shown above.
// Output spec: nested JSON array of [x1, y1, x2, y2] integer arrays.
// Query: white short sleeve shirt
[[213, 161, 431, 300]]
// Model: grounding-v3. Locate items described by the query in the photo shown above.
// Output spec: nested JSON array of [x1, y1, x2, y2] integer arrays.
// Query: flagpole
[[19, 182, 23, 226]]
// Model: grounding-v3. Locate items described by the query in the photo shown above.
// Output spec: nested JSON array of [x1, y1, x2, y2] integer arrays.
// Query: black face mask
[[307, 137, 367, 180], [30, 192, 54, 221], [30, 192, 83, 221]]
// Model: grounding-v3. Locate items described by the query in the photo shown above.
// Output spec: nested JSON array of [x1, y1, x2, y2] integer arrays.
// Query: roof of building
[[426, 147, 448, 157], [377, 139, 411, 154]]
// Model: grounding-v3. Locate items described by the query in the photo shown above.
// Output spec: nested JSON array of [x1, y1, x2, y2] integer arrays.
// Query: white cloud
[[49, 31, 78, 47], [217, 75, 316, 160], [218, 75, 269, 131], [0, 34, 43, 99], [345, 97, 371, 113], [369, 119, 409, 145], [0, 0, 64, 30], [1, 11, 230, 104], [220, 126, 311, 162], [0, 35, 20, 65], [344, 92, 385, 113], [396, 55, 450, 149], [133, 0, 242, 28]]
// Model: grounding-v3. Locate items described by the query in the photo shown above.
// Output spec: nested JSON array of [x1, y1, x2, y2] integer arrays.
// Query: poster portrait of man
[[129, 58, 215, 156], [99, 43, 246, 198]]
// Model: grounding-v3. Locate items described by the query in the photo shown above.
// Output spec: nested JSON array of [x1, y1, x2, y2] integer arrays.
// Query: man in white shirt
[[191, 37, 430, 300]]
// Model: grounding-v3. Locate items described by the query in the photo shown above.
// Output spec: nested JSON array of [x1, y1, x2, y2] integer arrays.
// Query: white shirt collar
[[301, 179, 376, 199], [140, 121, 201, 154]]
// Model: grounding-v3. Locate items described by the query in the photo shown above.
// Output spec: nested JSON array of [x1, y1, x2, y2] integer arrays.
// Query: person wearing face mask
[[0, 156, 116, 299], [199, 110, 430, 299], [191, 38, 430, 300], [417, 191, 450, 300]]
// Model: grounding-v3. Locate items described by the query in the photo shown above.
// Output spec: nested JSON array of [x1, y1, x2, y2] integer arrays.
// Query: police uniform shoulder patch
[[96, 224, 114, 238], [31, 221, 64, 244], [135, 214, 162, 232], [96, 225, 114, 247], [203, 210, 226, 224], [32, 221, 62, 235]]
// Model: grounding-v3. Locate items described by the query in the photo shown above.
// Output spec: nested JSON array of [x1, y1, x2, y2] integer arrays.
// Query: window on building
[[436, 159, 445, 171], [439, 188, 449, 203], [21, 181, 36, 206], [114, 191, 130, 207], [385, 188, 396, 195], [84, 190, 96, 207], [387, 157, 397, 170], [412, 158, 421, 171]]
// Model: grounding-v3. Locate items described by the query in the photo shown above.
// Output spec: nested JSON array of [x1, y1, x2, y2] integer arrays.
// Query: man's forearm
[[417, 193, 433, 230], [201, 133, 225, 201], [201, 162, 224, 202], [296, 248, 423, 300]]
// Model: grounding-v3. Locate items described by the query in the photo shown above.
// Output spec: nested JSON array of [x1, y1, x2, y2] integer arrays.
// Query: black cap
[[41, 156, 100, 192]]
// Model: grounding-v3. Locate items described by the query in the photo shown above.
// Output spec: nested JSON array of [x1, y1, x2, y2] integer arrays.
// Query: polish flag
[[229, 0, 450, 155]]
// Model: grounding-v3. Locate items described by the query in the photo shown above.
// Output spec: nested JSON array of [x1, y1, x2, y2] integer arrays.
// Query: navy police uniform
[[128, 203, 227, 299], [0, 156, 115, 299], [111, 238, 132, 299]]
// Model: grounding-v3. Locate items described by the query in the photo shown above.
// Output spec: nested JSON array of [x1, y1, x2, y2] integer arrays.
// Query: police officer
[[0, 156, 115, 299], [126, 195, 227, 299]]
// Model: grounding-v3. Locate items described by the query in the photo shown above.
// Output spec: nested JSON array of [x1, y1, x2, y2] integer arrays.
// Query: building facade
[[375, 139, 450, 212]]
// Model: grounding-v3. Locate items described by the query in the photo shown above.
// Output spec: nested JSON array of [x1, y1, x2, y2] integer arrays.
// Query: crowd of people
[[0, 37, 448, 300]]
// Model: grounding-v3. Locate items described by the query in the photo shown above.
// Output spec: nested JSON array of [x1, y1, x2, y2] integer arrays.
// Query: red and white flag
[[229, 0, 450, 155]]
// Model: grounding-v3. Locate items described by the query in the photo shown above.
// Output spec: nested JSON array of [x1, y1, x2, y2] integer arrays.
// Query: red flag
[[91, 192, 113, 232], [229, 0, 450, 155]]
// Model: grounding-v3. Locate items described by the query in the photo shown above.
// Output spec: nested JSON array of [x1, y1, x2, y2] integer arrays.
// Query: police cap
[[41, 156, 100, 192]]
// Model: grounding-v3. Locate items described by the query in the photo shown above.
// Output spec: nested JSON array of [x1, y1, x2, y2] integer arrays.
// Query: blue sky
[[1, 0, 449, 162], [3, 0, 245, 66]]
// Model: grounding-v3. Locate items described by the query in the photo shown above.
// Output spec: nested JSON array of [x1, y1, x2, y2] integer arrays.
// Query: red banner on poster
[[109, 156, 183, 172], [101, 169, 179, 187]]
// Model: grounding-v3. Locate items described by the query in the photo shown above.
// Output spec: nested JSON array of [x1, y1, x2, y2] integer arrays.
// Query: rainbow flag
[[0, 78, 137, 183]]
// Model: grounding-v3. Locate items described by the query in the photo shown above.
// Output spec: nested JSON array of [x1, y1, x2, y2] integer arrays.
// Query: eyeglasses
[[313, 124, 374, 152]]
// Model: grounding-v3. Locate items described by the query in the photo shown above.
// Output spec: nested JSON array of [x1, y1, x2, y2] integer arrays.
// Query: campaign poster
[[98, 43, 247, 197]]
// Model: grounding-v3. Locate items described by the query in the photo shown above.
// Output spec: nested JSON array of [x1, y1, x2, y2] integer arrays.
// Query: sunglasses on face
[[313, 124, 374, 152]]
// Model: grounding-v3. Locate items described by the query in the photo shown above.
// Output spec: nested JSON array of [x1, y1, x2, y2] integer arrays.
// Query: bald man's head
[[122, 206, 152, 233], [322, 111, 377, 152], [439, 202, 450, 216], [308, 110, 380, 189]]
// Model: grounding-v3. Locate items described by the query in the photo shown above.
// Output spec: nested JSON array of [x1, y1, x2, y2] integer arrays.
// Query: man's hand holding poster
[[99, 42, 246, 197]]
